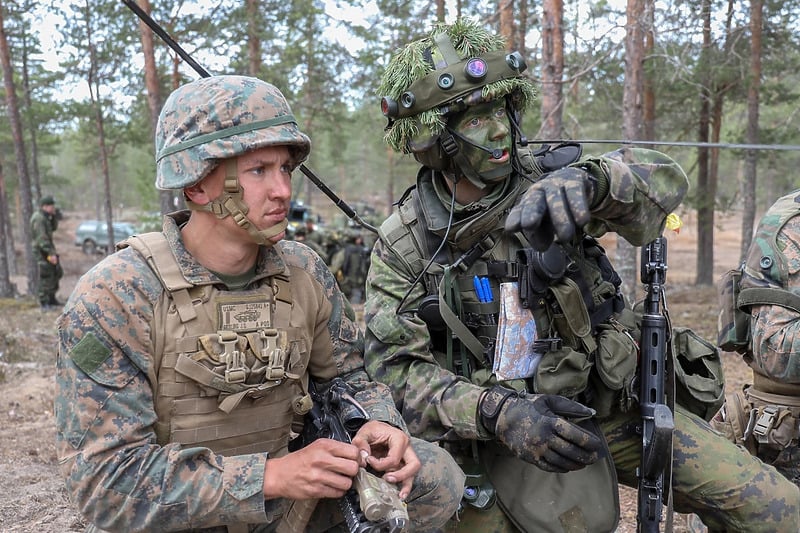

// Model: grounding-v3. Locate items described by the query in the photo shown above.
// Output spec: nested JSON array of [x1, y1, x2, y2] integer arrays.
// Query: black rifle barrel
[[637, 236, 675, 533]]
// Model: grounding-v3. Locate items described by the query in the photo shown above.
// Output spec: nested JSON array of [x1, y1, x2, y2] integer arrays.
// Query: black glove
[[479, 385, 603, 473], [505, 167, 599, 251]]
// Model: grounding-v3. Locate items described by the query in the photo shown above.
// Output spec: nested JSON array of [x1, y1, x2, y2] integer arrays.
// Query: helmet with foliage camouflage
[[379, 18, 535, 178], [155, 75, 311, 190]]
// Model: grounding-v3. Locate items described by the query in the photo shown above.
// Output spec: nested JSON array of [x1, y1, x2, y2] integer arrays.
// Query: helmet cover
[[379, 18, 536, 155], [155, 75, 311, 190]]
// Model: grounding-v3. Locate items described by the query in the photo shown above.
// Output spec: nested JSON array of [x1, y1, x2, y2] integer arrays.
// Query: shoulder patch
[[70, 331, 112, 376]]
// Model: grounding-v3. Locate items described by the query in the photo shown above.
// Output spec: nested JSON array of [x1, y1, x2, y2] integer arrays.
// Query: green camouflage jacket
[[30, 208, 56, 259], [55, 212, 405, 532], [363, 147, 688, 442], [740, 189, 800, 383]]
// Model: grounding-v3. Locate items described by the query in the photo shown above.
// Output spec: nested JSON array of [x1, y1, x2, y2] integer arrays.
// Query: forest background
[[0, 0, 798, 301]]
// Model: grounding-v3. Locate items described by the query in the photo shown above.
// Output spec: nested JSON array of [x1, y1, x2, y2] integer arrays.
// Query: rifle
[[637, 236, 675, 533], [120, 0, 378, 235], [283, 378, 409, 533]]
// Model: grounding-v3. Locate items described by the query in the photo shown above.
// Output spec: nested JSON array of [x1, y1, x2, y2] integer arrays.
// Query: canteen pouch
[[717, 267, 751, 354]]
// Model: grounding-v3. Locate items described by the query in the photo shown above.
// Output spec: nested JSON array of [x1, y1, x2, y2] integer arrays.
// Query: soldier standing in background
[[30, 195, 63, 309], [363, 18, 799, 532], [54, 75, 463, 532]]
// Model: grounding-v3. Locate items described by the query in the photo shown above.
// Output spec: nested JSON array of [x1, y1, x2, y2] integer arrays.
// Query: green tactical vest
[[378, 169, 625, 533], [379, 170, 630, 412]]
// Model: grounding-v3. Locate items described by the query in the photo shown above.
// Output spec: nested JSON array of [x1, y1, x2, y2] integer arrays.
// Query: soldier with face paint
[[54, 75, 464, 532], [364, 18, 800, 532]]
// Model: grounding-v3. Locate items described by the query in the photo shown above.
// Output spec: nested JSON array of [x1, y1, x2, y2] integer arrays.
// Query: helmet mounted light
[[380, 50, 527, 120]]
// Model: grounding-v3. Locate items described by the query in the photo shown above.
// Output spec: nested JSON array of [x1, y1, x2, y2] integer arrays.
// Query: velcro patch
[[70, 331, 112, 375]]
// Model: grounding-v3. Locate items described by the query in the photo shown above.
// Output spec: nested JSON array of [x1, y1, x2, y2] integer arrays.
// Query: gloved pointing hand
[[505, 167, 599, 251], [479, 385, 603, 473]]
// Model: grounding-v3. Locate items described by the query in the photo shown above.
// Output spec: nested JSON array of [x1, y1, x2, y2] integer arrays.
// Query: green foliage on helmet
[[155, 75, 311, 190], [379, 18, 536, 154]]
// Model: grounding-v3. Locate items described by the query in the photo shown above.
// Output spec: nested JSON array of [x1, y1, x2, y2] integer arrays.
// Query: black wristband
[[478, 385, 518, 434]]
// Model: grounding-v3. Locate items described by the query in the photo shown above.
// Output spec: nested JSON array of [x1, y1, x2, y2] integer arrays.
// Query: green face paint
[[450, 99, 513, 182]]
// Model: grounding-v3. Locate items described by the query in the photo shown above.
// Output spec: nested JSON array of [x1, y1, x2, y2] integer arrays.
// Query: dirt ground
[[0, 210, 752, 532]]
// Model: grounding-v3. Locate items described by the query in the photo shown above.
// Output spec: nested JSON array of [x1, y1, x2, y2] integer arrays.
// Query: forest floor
[[0, 209, 751, 532]]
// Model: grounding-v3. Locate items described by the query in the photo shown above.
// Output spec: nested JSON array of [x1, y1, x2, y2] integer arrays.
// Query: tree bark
[[619, 0, 645, 304], [741, 0, 762, 259], [499, 0, 516, 51], [0, 1, 34, 295], [0, 162, 13, 297], [695, 0, 713, 285], [246, 0, 261, 76], [540, 0, 564, 140], [134, 0, 173, 215]]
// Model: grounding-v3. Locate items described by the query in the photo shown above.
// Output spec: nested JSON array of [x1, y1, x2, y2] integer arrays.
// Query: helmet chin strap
[[186, 159, 288, 245]]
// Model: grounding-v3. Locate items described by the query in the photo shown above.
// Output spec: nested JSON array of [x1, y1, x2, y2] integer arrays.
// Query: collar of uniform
[[163, 211, 289, 286], [430, 171, 508, 215]]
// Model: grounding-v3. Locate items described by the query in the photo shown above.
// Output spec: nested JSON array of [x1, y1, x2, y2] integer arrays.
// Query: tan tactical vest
[[124, 233, 312, 458]]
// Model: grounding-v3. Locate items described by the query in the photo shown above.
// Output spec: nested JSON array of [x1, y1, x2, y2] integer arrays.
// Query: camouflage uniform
[[30, 196, 62, 306], [365, 161, 799, 532], [330, 232, 370, 304], [55, 75, 463, 533], [365, 19, 799, 533], [712, 189, 800, 488]]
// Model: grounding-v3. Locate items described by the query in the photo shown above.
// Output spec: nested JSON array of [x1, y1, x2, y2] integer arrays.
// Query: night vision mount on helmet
[[378, 18, 536, 189]]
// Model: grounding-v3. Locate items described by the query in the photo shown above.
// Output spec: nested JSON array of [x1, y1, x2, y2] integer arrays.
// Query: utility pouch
[[672, 327, 725, 421], [533, 346, 592, 397], [710, 388, 755, 453], [717, 267, 751, 353]]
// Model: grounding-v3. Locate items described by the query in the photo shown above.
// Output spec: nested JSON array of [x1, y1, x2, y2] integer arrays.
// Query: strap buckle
[[752, 406, 779, 443], [219, 330, 247, 384]]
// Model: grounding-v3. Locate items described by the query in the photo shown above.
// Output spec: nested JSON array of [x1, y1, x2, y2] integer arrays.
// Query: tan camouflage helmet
[[155, 75, 311, 190], [379, 18, 536, 155]]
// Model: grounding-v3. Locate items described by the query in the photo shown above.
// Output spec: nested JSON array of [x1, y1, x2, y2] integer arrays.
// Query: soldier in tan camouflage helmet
[[712, 188, 800, 490], [363, 18, 799, 532], [54, 75, 464, 532]]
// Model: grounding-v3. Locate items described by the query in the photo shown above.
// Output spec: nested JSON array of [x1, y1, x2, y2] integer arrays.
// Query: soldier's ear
[[184, 182, 213, 205]]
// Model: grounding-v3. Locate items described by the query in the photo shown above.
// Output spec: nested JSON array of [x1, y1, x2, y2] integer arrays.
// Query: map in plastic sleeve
[[494, 282, 542, 380]]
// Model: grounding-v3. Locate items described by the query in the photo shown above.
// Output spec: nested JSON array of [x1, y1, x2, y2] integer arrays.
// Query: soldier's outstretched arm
[[506, 147, 688, 249]]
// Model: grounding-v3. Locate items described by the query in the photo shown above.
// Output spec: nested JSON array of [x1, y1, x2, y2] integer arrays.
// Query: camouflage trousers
[[37, 259, 62, 305], [752, 443, 800, 491], [448, 406, 799, 532], [86, 437, 463, 533]]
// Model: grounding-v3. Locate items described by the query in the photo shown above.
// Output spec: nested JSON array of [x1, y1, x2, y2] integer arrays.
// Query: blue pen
[[473, 275, 486, 302], [481, 277, 494, 302]]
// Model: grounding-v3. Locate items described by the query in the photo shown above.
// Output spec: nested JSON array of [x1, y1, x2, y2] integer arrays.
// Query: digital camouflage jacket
[[740, 189, 800, 384], [55, 212, 405, 532]]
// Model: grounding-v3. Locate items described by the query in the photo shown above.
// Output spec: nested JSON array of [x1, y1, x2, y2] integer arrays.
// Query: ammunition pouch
[[672, 327, 725, 421], [716, 267, 751, 354], [711, 383, 800, 458]]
